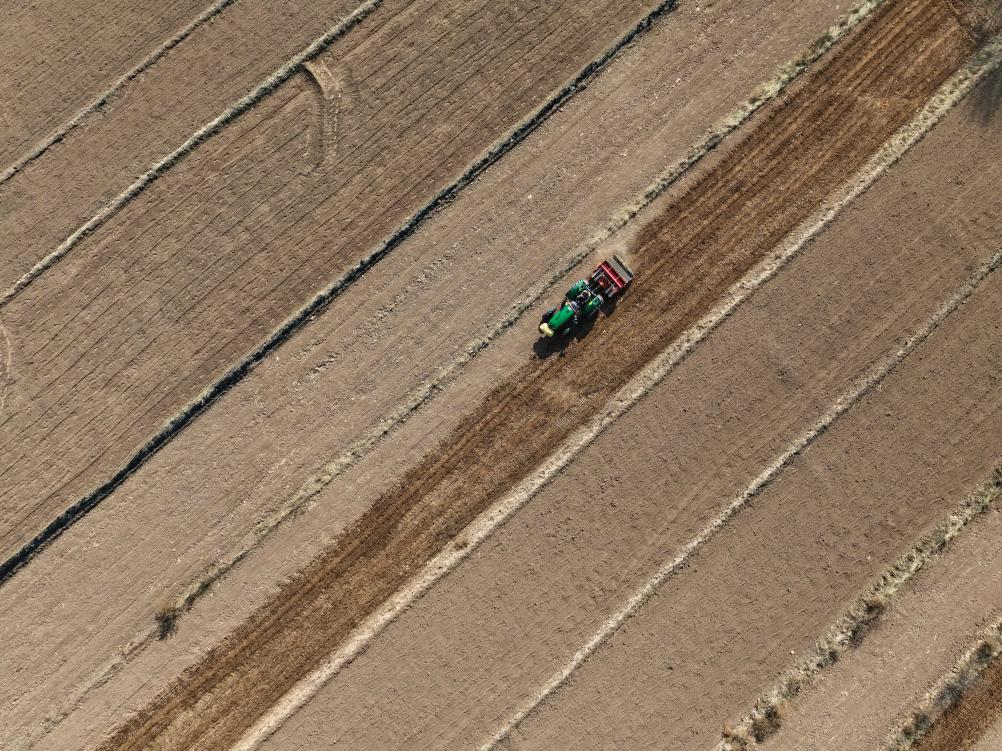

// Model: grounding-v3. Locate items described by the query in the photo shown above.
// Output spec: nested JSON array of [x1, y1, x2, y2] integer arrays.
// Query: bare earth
[[0, 0, 664, 563], [764, 504, 1002, 751], [99, 0, 984, 747], [259, 49, 1002, 751], [1, 0, 1000, 749], [0, 0, 206, 164], [0, 0, 854, 745]]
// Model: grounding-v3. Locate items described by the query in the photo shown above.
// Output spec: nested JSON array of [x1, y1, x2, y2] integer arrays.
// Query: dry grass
[[154, 600, 180, 640]]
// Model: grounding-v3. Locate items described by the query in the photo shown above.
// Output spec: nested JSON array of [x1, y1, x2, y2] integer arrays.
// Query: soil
[[762, 505, 1002, 751], [913, 655, 1002, 751], [507, 270, 1002, 751], [0, 0, 206, 164], [1, 0, 999, 749], [0, 0, 663, 565], [0, 0, 853, 746], [0, 0, 372, 285], [93, 1, 982, 747]]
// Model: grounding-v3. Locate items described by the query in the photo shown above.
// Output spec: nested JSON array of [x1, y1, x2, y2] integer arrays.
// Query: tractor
[[538, 255, 634, 338]]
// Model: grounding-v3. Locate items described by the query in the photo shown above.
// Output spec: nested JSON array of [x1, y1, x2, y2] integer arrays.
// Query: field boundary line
[[884, 616, 1002, 750], [9, 4, 891, 742], [0, 0, 695, 586], [0, 319, 11, 417], [0, 0, 385, 310], [0, 0, 241, 187], [717, 467, 1002, 749], [233, 11, 1002, 751]]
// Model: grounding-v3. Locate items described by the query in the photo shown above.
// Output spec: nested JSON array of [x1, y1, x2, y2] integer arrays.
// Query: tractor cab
[[538, 255, 634, 338]]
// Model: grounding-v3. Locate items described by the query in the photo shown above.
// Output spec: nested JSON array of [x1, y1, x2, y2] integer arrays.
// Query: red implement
[[589, 254, 634, 299]]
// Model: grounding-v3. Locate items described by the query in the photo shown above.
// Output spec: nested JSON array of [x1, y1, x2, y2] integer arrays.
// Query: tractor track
[[0, 0, 681, 584], [100, 1, 977, 748]]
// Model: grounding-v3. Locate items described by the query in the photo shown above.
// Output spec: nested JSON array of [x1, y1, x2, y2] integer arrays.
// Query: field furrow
[[0, 0, 666, 569], [97, 1, 980, 748]]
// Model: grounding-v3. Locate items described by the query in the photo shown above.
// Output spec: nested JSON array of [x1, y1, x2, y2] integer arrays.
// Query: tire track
[[19, 5, 889, 741], [0, 0, 242, 186], [0, 0, 386, 310], [101, 2, 978, 748]]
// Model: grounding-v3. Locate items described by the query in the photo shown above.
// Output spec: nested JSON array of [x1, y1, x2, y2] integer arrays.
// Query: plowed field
[[2, 0, 999, 749]]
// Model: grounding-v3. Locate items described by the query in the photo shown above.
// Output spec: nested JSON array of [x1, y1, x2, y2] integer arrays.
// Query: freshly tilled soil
[[100, 1, 977, 748]]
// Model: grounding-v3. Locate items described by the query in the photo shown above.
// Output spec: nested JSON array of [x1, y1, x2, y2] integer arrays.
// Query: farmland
[[1, 0, 1000, 749]]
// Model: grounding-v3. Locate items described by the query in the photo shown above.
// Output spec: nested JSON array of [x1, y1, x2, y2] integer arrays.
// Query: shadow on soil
[[972, 62, 1002, 125], [533, 297, 620, 359]]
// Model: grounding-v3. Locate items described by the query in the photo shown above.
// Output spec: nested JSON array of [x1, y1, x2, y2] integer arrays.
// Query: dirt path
[[95, 2, 979, 748], [0, 1, 861, 747], [0, 0, 665, 568], [0, 0, 208, 165]]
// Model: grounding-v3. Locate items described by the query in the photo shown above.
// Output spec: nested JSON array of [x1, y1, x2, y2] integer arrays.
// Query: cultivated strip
[[0, 0, 688, 588], [717, 467, 1002, 750], [0, 0, 242, 186], [233, 37, 1002, 750], [15, 6, 892, 741]]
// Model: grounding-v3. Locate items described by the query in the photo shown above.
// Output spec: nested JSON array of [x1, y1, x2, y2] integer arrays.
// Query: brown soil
[[0, 1, 856, 745], [256, 69, 1002, 749], [508, 271, 1002, 750], [0, 0, 662, 565], [99, 1, 977, 748], [914, 656, 1002, 751], [0, 0, 206, 164], [763, 504, 1002, 751]]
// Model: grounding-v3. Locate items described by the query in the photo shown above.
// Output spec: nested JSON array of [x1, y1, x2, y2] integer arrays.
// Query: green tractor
[[538, 255, 634, 338]]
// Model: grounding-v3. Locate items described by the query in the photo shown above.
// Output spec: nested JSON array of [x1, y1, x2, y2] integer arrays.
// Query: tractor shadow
[[533, 297, 620, 360]]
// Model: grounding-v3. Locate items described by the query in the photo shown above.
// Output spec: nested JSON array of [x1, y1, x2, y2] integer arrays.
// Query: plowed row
[[0, 0, 664, 567], [102, 0, 976, 748]]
